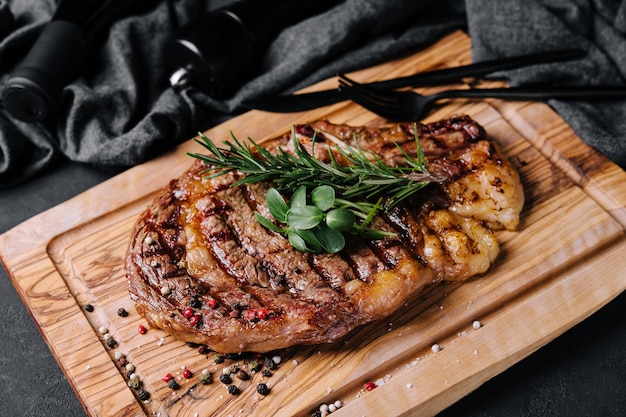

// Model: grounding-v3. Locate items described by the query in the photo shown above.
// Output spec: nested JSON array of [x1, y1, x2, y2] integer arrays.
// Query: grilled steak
[[125, 115, 523, 353]]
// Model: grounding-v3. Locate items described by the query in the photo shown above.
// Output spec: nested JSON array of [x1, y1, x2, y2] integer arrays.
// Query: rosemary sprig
[[187, 126, 441, 210]]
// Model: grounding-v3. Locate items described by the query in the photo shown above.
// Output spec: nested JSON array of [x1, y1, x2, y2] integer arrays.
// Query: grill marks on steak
[[126, 115, 524, 353]]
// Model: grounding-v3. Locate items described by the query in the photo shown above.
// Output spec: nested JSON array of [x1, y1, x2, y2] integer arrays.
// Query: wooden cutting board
[[1, 31, 625, 417]]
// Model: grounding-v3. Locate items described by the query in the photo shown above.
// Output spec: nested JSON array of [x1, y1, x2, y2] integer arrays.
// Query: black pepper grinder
[[0, 0, 95, 123], [1, 0, 155, 123], [167, 0, 338, 99]]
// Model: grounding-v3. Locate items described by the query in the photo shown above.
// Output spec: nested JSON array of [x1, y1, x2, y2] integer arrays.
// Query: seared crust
[[125, 115, 523, 353]]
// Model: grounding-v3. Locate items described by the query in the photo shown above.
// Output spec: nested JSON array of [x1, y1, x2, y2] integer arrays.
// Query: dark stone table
[[1, 158, 624, 417]]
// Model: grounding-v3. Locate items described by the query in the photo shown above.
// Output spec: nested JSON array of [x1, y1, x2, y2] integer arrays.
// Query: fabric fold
[[0, 0, 624, 188]]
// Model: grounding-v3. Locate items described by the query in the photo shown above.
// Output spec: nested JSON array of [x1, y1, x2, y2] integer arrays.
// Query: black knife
[[243, 48, 586, 113]]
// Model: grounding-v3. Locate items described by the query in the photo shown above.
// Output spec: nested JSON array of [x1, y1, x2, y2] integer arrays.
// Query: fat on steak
[[125, 115, 524, 353]]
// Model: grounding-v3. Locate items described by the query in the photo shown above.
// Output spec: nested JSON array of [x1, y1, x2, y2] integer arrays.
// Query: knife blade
[[243, 48, 585, 113]]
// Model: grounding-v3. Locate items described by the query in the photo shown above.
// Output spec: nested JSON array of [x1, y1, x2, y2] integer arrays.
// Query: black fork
[[337, 73, 626, 121]]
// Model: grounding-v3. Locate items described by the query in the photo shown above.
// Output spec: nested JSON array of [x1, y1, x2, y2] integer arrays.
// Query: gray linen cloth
[[0, 0, 624, 188]]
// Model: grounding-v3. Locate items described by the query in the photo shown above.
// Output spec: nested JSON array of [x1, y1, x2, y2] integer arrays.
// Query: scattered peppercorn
[[167, 379, 180, 390], [186, 341, 200, 348], [162, 373, 173, 383], [84, 304, 94, 312], [310, 411, 322, 417], [207, 298, 217, 308], [189, 315, 200, 326], [128, 376, 141, 389], [189, 296, 202, 309], [364, 381, 377, 391], [214, 354, 225, 364], [138, 324, 147, 334], [117, 308, 128, 317], [182, 369, 192, 379], [198, 345, 209, 355], [256, 308, 270, 320], [219, 374, 232, 384], [183, 307, 194, 319], [118, 357, 128, 368], [137, 389, 150, 401], [106, 337, 118, 348], [248, 360, 261, 373], [256, 383, 270, 396], [236, 369, 249, 381], [199, 372, 213, 385], [264, 356, 277, 370], [227, 385, 240, 395], [261, 369, 273, 378]]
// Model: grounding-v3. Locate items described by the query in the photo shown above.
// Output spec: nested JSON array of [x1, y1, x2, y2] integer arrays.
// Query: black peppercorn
[[227, 385, 240, 395], [219, 374, 232, 384], [137, 389, 150, 401], [84, 304, 94, 312], [106, 338, 118, 348], [261, 369, 273, 377], [167, 379, 180, 390], [264, 356, 276, 370], [256, 383, 270, 396], [117, 307, 128, 317], [189, 296, 202, 309]]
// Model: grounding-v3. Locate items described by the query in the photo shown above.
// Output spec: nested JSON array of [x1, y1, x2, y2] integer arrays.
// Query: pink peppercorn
[[182, 369, 192, 379], [162, 373, 173, 382], [207, 299, 217, 308], [183, 307, 194, 319], [189, 315, 200, 326], [364, 382, 377, 391], [138, 324, 147, 334], [246, 309, 256, 320], [257, 308, 270, 320]]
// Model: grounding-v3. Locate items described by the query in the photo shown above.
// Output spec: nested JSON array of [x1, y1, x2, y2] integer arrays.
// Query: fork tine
[[338, 74, 398, 104], [338, 74, 401, 119]]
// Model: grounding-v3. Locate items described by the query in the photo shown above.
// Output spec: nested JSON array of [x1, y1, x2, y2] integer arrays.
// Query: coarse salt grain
[[406, 383, 412, 389], [472, 320, 482, 329], [431, 343, 441, 353]]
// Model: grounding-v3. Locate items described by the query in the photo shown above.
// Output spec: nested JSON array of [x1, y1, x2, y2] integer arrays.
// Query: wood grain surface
[[1, 31, 625, 417]]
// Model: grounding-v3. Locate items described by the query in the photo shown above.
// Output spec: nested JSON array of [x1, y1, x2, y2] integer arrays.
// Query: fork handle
[[437, 86, 626, 100]]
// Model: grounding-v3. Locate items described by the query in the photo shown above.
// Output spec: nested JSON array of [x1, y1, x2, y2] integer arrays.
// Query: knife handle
[[370, 48, 587, 90]]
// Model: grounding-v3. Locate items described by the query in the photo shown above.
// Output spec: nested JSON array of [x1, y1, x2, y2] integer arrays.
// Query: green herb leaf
[[310, 185, 335, 211], [266, 188, 288, 223], [312, 222, 345, 253], [290, 185, 308, 208], [254, 212, 284, 233], [288, 229, 323, 252], [286, 206, 323, 230], [287, 231, 310, 252], [325, 208, 355, 232]]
